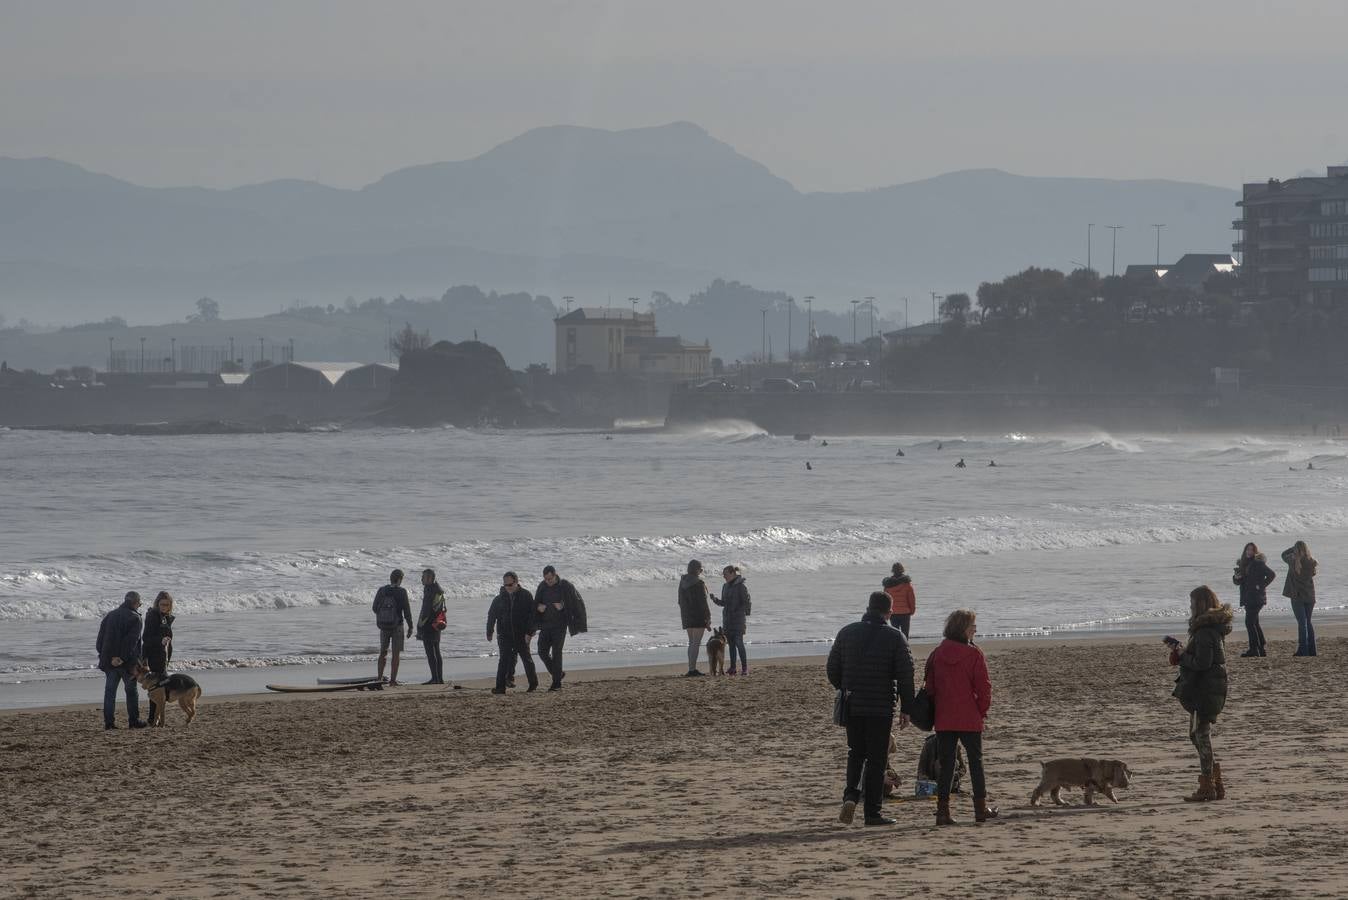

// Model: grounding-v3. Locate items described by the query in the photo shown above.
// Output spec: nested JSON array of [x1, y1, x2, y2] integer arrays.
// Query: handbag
[[432, 607, 447, 631], [910, 686, 936, 732], [832, 689, 849, 727]]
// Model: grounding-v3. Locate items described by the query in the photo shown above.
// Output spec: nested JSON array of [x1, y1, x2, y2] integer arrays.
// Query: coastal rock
[[388, 340, 550, 427]]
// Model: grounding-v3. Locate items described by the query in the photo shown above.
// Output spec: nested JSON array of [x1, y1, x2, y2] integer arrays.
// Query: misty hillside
[[0, 122, 1238, 324]]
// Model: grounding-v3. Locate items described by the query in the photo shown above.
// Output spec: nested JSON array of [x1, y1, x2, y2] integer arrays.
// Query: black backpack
[[375, 586, 401, 629]]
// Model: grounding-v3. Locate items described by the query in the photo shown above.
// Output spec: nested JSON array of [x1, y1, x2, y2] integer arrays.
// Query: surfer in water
[[1307, 461, 1315, 470], [988, 460, 997, 467], [806, 461, 813, 471], [896, 449, 905, 457], [938, 441, 944, 451], [955, 458, 966, 468]]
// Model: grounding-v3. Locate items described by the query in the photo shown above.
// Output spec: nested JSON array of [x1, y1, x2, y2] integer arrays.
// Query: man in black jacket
[[487, 571, 537, 693], [826, 591, 915, 826], [534, 565, 579, 691], [96, 591, 146, 729]]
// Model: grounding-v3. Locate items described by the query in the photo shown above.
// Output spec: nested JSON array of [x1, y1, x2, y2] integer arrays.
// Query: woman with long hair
[[714, 565, 751, 675], [142, 591, 175, 725], [1281, 541, 1318, 656], [1168, 585, 1232, 802], [1232, 542, 1276, 657], [924, 609, 996, 826]]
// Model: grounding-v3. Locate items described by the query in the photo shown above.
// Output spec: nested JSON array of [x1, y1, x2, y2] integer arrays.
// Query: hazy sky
[[3, 0, 1344, 192]]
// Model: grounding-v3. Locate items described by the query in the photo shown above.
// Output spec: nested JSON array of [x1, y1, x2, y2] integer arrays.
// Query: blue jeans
[[103, 667, 140, 726], [726, 631, 747, 672], [1292, 601, 1317, 655]]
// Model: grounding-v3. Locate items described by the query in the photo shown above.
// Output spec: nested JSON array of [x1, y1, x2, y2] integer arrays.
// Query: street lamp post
[[108, 336, 114, 373], [139, 336, 145, 372], [864, 296, 875, 339], [1087, 223, 1094, 273], [628, 297, 639, 318], [850, 299, 860, 344], [903, 297, 909, 330], [761, 308, 767, 362], [259, 337, 265, 366], [229, 336, 235, 368], [170, 337, 176, 372], [1152, 223, 1165, 266], [803, 297, 814, 351], [931, 292, 942, 324], [787, 298, 793, 362], [1107, 225, 1123, 277]]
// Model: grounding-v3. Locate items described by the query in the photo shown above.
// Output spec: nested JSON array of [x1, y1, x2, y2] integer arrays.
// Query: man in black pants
[[534, 565, 578, 691], [826, 591, 914, 826], [486, 571, 537, 693], [417, 568, 446, 684]]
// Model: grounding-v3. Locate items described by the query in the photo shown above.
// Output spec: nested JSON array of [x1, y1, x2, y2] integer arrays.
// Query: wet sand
[[3, 623, 1346, 898]]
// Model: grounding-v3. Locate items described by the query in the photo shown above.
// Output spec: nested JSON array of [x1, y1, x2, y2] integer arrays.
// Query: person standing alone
[[417, 569, 446, 684], [487, 571, 537, 693], [373, 570, 413, 686], [882, 563, 916, 637], [96, 591, 146, 729], [1232, 543, 1275, 657], [535, 565, 580, 691], [1168, 585, 1232, 801], [678, 560, 712, 676], [827, 591, 914, 826]]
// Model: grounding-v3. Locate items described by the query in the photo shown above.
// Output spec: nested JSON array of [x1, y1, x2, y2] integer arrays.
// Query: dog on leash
[[134, 664, 203, 727], [1030, 758, 1132, 806], [706, 628, 728, 676]]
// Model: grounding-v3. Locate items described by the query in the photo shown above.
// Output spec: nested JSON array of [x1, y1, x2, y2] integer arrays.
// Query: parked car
[[796, 379, 818, 392], [760, 378, 800, 392], [694, 379, 736, 392]]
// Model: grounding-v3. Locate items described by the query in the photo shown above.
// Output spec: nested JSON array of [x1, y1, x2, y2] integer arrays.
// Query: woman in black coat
[[1232, 542, 1276, 657], [142, 591, 175, 674]]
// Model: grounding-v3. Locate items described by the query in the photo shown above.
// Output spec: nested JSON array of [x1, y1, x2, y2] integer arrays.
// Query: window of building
[[1320, 199, 1348, 217], [1310, 222, 1348, 238], [1310, 245, 1348, 260], [1309, 266, 1348, 282]]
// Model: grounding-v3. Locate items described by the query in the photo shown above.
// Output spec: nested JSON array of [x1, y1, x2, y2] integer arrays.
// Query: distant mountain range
[[0, 122, 1239, 324]]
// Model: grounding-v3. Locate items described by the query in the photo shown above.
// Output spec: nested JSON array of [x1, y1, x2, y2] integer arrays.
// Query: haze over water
[[2, 424, 1345, 705]]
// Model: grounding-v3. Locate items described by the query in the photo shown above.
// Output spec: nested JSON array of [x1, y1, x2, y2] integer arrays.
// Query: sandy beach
[[4, 623, 1347, 899]]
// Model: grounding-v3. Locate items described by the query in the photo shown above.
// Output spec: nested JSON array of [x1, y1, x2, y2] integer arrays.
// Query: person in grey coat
[[714, 565, 751, 674], [1281, 541, 1318, 656]]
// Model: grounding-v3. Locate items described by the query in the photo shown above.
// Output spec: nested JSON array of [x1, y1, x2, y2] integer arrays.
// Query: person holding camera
[[1166, 585, 1232, 802]]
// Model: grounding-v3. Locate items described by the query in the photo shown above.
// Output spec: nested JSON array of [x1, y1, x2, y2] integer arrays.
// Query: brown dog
[[706, 628, 728, 676], [1030, 758, 1132, 806], [134, 665, 203, 727]]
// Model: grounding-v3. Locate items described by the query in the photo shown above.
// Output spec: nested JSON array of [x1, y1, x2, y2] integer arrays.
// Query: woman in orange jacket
[[882, 563, 916, 637]]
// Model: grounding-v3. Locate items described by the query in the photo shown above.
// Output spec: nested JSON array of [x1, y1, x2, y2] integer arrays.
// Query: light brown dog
[[706, 628, 728, 676], [883, 732, 902, 797], [134, 665, 203, 727], [1030, 758, 1132, 806]]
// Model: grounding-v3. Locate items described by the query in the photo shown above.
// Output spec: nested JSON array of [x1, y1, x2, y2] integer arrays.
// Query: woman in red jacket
[[924, 608, 996, 826]]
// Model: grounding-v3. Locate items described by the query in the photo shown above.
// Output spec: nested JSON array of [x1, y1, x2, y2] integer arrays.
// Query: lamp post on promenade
[[850, 299, 860, 344], [139, 336, 145, 372], [1107, 225, 1123, 277], [864, 296, 875, 339], [1087, 223, 1094, 273], [804, 297, 814, 352], [1152, 224, 1165, 266]]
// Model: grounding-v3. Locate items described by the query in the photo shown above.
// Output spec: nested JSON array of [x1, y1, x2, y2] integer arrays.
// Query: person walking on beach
[[487, 571, 537, 693], [1232, 543, 1275, 657], [141, 591, 175, 724], [96, 591, 146, 730], [882, 563, 916, 638], [1167, 585, 1232, 802], [714, 565, 751, 675], [827, 591, 915, 826], [373, 570, 413, 686], [925, 609, 997, 825], [678, 559, 712, 676], [535, 565, 580, 691], [417, 569, 447, 685], [1281, 541, 1318, 656]]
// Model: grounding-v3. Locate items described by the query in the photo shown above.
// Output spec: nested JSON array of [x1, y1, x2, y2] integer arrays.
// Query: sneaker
[[548, 684, 562, 692], [128, 720, 149, 729], [387, 680, 401, 687], [741, 667, 750, 676], [104, 723, 118, 730], [685, 670, 705, 677], [727, 669, 738, 676], [507, 677, 516, 688], [526, 683, 538, 693], [491, 688, 506, 695], [422, 679, 437, 685], [839, 798, 857, 824], [864, 816, 897, 827]]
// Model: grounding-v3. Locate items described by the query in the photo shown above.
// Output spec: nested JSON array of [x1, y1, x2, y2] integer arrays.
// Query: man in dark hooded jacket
[[678, 559, 712, 676], [827, 591, 915, 826], [96, 591, 146, 729], [487, 571, 537, 693], [535, 565, 580, 691]]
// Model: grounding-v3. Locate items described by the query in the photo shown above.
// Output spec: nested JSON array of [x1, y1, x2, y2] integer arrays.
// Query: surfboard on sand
[[316, 675, 388, 685], [265, 681, 385, 693]]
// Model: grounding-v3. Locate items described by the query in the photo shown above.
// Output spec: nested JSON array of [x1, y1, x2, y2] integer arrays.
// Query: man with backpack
[[373, 569, 413, 686]]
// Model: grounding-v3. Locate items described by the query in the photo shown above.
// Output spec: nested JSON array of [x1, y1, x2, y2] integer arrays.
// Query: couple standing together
[[1232, 540, 1318, 657], [677, 560, 750, 676]]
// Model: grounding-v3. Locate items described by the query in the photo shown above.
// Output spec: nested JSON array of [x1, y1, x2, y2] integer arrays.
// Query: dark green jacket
[[1173, 605, 1232, 723], [1281, 548, 1317, 605]]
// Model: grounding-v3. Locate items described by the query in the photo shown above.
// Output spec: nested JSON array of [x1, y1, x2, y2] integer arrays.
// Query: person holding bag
[[417, 568, 447, 685], [925, 609, 996, 826], [826, 591, 914, 827]]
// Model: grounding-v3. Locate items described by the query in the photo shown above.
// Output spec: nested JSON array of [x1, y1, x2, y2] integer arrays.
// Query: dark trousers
[[937, 731, 987, 801], [537, 627, 567, 686], [844, 714, 893, 819], [496, 634, 537, 691], [422, 630, 443, 682], [726, 630, 747, 671], [1292, 601, 1317, 655], [145, 649, 168, 723], [889, 614, 911, 637], [103, 667, 140, 727], [1243, 604, 1266, 655]]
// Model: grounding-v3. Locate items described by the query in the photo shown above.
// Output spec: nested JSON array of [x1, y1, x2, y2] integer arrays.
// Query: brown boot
[[1212, 764, 1225, 800], [1184, 774, 1217, 802], [935, 796, 956, 826], [974, 796, 1000, 823]]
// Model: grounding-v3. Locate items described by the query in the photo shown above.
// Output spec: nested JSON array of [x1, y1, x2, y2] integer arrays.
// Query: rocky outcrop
[[388, 340, 551, 427]]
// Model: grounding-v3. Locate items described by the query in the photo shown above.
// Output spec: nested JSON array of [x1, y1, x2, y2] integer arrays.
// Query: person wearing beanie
[[678, 560, 712, 676], [882, 563, 917, 637], [96, 590, 146, 729], [827, 591, 914, 826]]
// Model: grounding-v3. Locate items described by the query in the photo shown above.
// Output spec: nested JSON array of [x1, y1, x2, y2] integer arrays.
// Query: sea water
[[1, 424, 1344, 706]]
